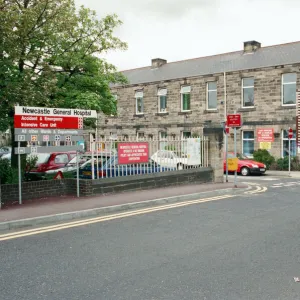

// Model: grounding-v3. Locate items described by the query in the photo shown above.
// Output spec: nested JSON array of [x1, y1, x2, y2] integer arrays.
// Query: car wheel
[[241, 167, 249, 176], [177, 163, 184, 170]]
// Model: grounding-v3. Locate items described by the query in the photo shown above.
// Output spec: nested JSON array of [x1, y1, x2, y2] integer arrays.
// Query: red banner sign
[[227, 114, 241, 127], [118, 142, 149, 164], [257, 128, 274, 142], [14, 115, 83, 129]]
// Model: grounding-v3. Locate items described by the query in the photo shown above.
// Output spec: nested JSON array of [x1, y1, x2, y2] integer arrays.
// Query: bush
[[253, 149, 275, 169], [269, 156, 300, 171], [0, 158, 19, 184]]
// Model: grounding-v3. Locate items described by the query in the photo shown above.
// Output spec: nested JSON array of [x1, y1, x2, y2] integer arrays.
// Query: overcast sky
[[75, 0, 299, 71]]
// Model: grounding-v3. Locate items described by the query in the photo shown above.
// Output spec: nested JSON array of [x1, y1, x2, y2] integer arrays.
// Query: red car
[[224, 152, 266, 176], [25, 151, 77, 181]]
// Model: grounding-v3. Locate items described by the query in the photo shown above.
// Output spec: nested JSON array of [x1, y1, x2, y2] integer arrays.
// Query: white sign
[[15, 106, 97, 118], [186, 138, 201, 162]]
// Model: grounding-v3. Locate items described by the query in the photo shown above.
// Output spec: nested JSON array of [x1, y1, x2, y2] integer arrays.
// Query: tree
[[0, 0, 128, 166]]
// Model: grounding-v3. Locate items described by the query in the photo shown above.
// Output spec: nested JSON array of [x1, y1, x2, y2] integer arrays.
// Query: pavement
[[0, 182, 248, 231], [265, 170, 300, 178], [1, 177, 300, 299]]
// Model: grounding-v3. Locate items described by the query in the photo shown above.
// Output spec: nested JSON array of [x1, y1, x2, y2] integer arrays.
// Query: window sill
[[238, 107, 256, 112], [278, 105, 296, 109], [204, 109, 218, 113], [133, 114, 145, 118], [155, 112, 169, 116], [178, 111, 192, 115]]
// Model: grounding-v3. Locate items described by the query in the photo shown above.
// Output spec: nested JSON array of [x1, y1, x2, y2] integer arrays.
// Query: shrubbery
[[253, 149, 275, 169], [253, 149, 300, 171]]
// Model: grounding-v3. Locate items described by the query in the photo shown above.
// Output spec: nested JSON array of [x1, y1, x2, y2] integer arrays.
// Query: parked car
[[0, 146, 11, 158], [78, 156, 176, 179], [46, 150, 114, 179], [151, 150, 201, 170], [224, 152, 266, 176], [24, 151, 77, 181]]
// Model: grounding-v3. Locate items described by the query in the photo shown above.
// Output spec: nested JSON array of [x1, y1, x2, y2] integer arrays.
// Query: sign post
[[222, 121, 229, 183], [14, 106, 97, 203], [288, 127, 293, 176], [227, 113, 242, 188], [18, 141, 22, 205], [76, 150, 80, 198]]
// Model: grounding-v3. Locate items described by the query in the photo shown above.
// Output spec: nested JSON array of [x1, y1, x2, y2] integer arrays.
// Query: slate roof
[[117, 41, 300, 86]]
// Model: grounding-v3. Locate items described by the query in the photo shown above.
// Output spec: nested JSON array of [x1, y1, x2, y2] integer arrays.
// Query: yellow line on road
[[0, 194, 235, 241], [245, 185, 268, 194]]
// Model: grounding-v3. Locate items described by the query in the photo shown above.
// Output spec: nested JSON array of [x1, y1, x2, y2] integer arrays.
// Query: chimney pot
[[151, 58, 167, 69], [243, 40, 261, 53]]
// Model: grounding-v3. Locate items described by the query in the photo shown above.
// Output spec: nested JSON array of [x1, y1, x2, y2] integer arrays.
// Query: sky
[[75, 0, 300, 71]]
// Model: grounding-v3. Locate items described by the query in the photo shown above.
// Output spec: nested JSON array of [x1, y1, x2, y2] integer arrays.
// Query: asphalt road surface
[[1, 180, 300, 300]]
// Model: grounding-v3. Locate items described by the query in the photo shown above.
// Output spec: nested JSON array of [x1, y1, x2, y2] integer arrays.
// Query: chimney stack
[[243, 41, 261, 53], [151, 58, 167, 69]]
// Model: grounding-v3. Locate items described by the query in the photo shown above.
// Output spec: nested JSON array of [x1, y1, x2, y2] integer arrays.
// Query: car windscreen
[[29, 154, 51, 165]]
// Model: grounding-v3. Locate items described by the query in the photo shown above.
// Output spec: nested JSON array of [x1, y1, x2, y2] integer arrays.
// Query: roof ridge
[[119, 40, 300, 73]]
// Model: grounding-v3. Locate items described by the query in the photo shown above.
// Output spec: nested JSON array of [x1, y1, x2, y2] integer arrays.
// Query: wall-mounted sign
[[118, 142, 149, 164], [257, 128, 274, 142]]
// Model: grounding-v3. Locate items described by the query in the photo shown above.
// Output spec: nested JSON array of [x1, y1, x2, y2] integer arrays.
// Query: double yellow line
[[0, 194, 234, 241], [244, 183, 268, 194]]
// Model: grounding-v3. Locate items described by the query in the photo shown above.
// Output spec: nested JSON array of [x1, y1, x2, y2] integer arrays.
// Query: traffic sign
[[227, 157, 238, 171], [17, 135, 25, 142], [31, 135, 37, 142], [227, 114, 242, 127], [14, 134, 84, 142], [14, 145, 84, 155], [15, 106, 97, 118], [43, 135, 49, 142], [15, 147, 26, 154], [14, 115, 82, 129], [288, 127, 293, 139], [14, 128, 84, 135]]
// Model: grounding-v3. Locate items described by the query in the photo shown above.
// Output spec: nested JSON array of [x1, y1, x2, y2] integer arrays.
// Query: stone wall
[[100, 63, 299, 158]]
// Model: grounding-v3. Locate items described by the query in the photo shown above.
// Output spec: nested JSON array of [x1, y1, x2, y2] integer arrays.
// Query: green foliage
[[253, 149, 275, 169], [165, 145, 176, 151], [1, 0, 128, 165], [25, 155, 38, 174], [0, 158, 18, 184], [272, 156, 300, 171]]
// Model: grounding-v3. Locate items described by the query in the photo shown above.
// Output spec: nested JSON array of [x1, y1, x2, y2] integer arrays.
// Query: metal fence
[[85, 136, 209, 179]]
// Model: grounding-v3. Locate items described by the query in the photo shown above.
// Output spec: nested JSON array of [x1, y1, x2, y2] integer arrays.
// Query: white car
[[151, 150, 201, 170]]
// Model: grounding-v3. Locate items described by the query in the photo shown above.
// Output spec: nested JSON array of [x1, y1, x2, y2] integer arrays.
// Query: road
[[1, 178, 300, 299]]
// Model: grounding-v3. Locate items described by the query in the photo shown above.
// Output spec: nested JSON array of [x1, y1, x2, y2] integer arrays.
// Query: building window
[[135, 90, 144, 114], [282, 73, 296, 105], [242, 131, 254, 157], [182, 131, 191, 139], [242, 78, 254, 107], [282, 129, 296, 157], [159, 131, 168, 150], [137, 132, 144, 140], [180, 86, 191, 111], [158, 88, 167, 112], [207, 81, 217, 110]]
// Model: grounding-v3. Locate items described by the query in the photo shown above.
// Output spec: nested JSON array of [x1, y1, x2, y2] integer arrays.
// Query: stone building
[[99, 40, 300, 159]]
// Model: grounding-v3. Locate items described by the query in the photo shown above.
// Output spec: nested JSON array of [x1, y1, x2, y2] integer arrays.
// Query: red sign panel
[[118, 142, 149, 164], [14, 115, 83, 129], [257, 128, 274, 142], [227, 114, 241, 127]]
